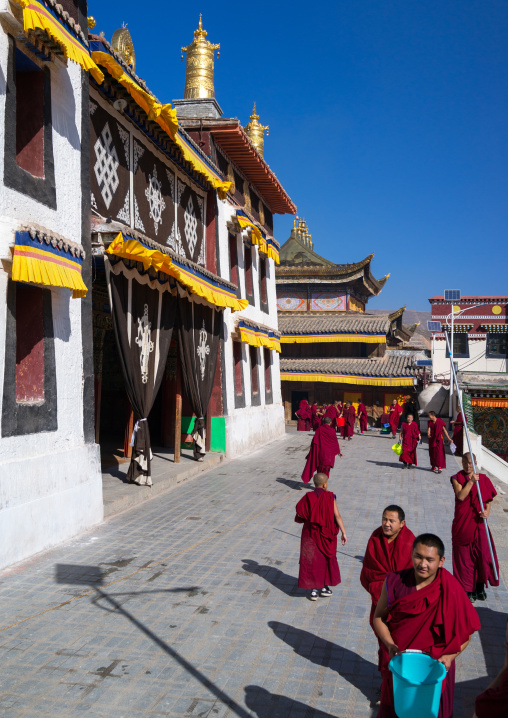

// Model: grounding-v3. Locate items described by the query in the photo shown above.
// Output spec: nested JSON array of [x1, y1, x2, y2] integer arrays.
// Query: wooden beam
[[174, 362, 182, 464]]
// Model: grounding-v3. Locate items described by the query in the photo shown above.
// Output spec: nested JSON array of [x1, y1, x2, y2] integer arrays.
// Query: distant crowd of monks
[[293, 397, 504, 718]]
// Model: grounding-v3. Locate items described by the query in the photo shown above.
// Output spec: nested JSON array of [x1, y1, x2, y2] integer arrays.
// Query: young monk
[[474, 618, 508, 718], [311, 403, 321, 431], [358, 401, 368, 435], [451, 452, 499, 602], [343, 401, 356, 440], [428, 411, 451, 473], [301, 417, 342, 484], [295, 400, 311, 431], [451, 410, 466, 456], [295, 472, 347, 601], [374, 533, 481, 718], [397, 413, 421, 469], [360, 505, 415, 635], [388, 399, 402, 438]]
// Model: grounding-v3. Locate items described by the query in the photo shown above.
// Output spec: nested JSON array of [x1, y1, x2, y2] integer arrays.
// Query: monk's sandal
[[309, 590, 319, 601], [321, 587, 333, 597]]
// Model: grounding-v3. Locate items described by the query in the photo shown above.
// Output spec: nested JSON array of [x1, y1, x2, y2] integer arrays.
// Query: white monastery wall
[[433, 339, 508, 378]]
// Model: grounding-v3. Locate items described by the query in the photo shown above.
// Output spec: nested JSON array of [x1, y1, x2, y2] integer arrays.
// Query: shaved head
[[313, 473, 328, 488]]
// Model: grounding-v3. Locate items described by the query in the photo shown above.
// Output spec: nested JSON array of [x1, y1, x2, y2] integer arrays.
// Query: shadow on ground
[[244, 686, 337, 718], [241, 559, 303, 597]]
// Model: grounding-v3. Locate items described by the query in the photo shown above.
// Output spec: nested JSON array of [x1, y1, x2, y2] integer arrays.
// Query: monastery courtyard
[[0, 428, 507, 718]]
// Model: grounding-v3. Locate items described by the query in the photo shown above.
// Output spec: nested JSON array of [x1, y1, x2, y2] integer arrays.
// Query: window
[[445, 333, 469, 358], [250, 346, 260, 406], [233, 341, 245, 409], [229, 234, 239, 295], [259, 256, 268, 311], [264, 348, 273, 404], [244, 245, 254, 303], [15, 50, 45, 177], [16, 284, 45, 403], [487, 333, 508, 358]]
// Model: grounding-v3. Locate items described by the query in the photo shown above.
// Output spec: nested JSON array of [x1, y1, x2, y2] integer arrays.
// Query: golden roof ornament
[[244, 103, 269, 158], [111, 24, 136, 71], [181, 15, 220, 99], [290, 217, 313, 249], [87, 17, 96, 29]]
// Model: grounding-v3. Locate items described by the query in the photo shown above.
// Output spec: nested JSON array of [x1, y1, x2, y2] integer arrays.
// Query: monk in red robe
[[324, 402, 339, 432], [301, 417, 342, 483], [295, 472, 347, 601], [344, 401, 356, 440], [374, 533, 481, 718], [451, 452, 499, 602], [474, 618, 508, 718], [388, 400, 402, 438], [397, 413, 421, 468], [311, 404, 321, 431], [360, 505, 415, 633], [358, 402, 368, 434], [295, 400, 311, 431], [428, 411, 451, 473], [451, 411, 465, 456]]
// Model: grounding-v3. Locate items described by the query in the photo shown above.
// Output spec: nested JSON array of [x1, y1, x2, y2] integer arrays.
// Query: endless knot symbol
[[135, 304, 154, 384], [184, 195, 198, 255], [145, 166, 166, 235], [196, 320, 210, 381], [94, 123, 119, 210]]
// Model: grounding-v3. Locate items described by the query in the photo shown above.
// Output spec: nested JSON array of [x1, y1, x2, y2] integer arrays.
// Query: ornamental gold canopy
[[181, 15, 220, 99], [111, 24, 136, 71], [244, 103, 269, 158]]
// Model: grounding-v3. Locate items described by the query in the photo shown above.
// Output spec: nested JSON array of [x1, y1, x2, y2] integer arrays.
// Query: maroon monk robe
[[475, 670, 508, 718], [345, 405, 356, 438], [358, 403, 368, 433], [360, 525, 415, 630], [451, 470, 499, 592], [429, 417, 447, 469], [296, 400, 312, 431], [399, 422, 420, 465], [377, 568, 481, 718], [388, 403, 402, 436], [311, 404, 321, 431], [295, 488, 341, 589], [452, 412, 465, 455], [301, 424, 341, 483]]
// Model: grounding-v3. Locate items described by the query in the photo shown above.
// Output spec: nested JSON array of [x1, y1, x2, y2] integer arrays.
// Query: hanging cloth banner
[[106, 262, 177, 486], [237, 320, 281, 353], [178, 295, 221, 460], [280, 371, 415, 387], [106, 233, 248, 312], [90, 43, 232, 199], [12, 230, 88, 298], [235, 211, 280, 264], [13, 0, 104, 83], [280, 333, 387, 344]]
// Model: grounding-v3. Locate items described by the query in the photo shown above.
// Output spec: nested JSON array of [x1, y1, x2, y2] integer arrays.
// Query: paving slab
[[0, 426, 507, 718]]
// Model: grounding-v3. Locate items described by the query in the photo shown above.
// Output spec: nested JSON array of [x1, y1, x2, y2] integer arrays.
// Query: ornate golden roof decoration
[[244, 103, 269, 158], [111, 24, 135, 71], [290, 216, 314, 249], [181, 15, 220, 99], [87, 17, 96, 29]]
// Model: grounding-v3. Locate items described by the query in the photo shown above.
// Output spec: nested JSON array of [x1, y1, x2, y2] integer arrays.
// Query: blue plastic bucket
[[384, 423, 391, 428], [389, 651, 446, 718]]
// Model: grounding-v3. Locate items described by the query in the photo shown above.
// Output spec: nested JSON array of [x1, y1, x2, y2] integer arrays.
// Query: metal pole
[[432, 334, 435, 381], [444, 331, 498, 582], [449, 307, 454, 429]]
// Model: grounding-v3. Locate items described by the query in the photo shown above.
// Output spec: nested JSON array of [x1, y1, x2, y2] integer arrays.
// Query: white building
[[0, 0, 103, 569]]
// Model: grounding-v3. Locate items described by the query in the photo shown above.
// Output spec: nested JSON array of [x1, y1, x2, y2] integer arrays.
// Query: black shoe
[[466, 591, 476, 603], [309, 589, 319, 601], [475, 583, 487, 601], [320, 586, 333, 597]]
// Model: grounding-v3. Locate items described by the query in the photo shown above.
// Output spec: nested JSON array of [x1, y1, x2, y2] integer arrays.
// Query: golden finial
[[87, 16, 96, 29], [111, 25, 136, 70], [244, 102, 269, 158], [181, 15, 220, 99]]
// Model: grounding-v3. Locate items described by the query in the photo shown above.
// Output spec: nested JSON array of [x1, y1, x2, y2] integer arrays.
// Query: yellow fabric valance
[[280, 372, 414, 387], [12, 230, 87, 298], [107, 233, 248, 313], [281, 333, 387, 345], [471, 397, 508, 408], [236, 213, 267, 253], [237, 321, 281, 353], [14, 0, 104, 83], [174, 132, 232, 200]]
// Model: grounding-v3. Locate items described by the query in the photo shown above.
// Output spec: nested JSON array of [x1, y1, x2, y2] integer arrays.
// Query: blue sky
[[89, 1, 508, 310]]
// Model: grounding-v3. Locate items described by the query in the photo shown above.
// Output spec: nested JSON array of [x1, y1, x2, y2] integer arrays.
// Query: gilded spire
[[244, 102, 269, 158], [181, 15, 220, 99], [290, 216, 313, 249]]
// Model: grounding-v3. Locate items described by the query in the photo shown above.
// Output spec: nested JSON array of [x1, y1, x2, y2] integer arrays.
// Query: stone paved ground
[[0, 427, 507, 718]]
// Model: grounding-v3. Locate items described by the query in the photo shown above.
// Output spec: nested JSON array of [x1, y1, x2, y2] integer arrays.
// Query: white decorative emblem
[[117, 192, 130, 223], [94, 123, 119, 209], [117, 124, 130, 168], [145, 166, 166, 235], [133, 140, 144, 173], [184, 194, 198, 254], [135, 304, 154, 384], [196, 320, 210, 381], [134, 196, 145, 232]]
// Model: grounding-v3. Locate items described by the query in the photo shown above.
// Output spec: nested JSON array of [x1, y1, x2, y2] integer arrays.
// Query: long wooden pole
[[174, 360, 182, 464]]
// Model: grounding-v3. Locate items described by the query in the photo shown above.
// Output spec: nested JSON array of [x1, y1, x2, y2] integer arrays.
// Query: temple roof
[[280, 355, 416, 379], [178, 118, 296, 215], [278, 313, 391, 335]]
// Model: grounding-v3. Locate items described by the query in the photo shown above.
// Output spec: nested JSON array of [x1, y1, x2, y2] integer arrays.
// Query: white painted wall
[[433, 338, 507, 381], [0, 31, 102, 570], [216, 200, 285, 457]]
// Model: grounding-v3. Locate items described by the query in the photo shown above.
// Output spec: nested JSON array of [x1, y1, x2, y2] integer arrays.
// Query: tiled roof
[[280, 356, 416, 378], [278, 313, 390, 335]]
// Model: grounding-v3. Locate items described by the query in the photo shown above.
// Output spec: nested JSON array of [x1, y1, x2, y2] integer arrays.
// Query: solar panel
[[444, 289, 461, 302], [427, 321, 442, 332]]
